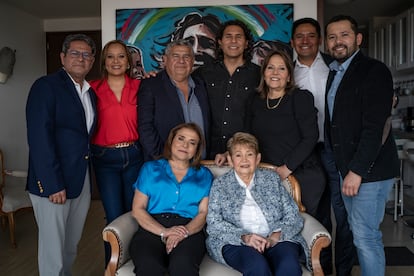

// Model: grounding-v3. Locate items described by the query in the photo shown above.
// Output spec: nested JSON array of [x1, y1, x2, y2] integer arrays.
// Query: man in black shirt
[[193, 20, 261, 159]]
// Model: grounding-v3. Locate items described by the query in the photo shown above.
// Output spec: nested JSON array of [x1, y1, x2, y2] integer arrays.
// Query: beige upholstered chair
[[102, 161, 331, 276], [0, 149, 31, 248]]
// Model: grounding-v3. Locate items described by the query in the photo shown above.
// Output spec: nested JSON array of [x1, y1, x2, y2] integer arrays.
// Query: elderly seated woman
[[129, 123, 213, 276], [206, 132, 309, 276]]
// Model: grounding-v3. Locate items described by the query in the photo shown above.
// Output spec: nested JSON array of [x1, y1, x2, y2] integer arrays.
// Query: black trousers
[[315, 142, 334, 275], [129, 213, 206, 276], [293, 150, 327, 217]]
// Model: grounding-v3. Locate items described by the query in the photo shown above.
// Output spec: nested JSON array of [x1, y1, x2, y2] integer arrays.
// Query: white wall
[[0, 4, 100, 171], [101, 0, 318, 45], [0, 0, 316, 170], [43, 17, 101, 32], [0, 2, 45, 169]]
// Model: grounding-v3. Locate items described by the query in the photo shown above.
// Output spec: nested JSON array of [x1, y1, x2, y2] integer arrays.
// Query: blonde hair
[[227, 132, 259, 155]]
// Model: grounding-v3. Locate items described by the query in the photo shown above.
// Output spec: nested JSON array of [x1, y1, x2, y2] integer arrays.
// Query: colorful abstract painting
[[116, 4, 293, 76]]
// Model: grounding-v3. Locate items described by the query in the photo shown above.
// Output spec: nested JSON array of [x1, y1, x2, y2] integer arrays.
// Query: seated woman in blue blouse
[[206, 132, 309, 276], [129, 123, 213, 276]]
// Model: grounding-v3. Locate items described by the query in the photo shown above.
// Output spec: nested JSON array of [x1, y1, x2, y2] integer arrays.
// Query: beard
[[330, 43, 357, 63]]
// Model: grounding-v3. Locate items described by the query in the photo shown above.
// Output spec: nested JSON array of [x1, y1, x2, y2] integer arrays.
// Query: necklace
[[266, 94, 284, 109]]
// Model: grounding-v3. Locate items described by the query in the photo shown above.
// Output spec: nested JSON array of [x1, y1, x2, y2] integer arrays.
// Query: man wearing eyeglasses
[[26, 34, 97, 276]]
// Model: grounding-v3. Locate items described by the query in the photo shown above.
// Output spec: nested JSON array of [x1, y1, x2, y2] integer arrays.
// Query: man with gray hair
[[26, 34, 97, 275], [138, 39, 210, 161]]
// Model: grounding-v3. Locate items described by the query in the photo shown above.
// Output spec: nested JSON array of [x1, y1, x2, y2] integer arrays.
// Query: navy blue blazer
[[26, 68, 97, 199], [138, 70, 210, 161], [324, 51, 399, 182]]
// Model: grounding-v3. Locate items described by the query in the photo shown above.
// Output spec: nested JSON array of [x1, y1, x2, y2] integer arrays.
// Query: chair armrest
[[4, 170, 28, 177], [102, 211, 139, 276], [300, 212, 332, 276], [253, 162, 306, 212], [286, 175, 306, 212]]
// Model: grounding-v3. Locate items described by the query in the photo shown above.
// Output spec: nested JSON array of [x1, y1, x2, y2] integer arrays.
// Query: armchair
[[0, 148, 32, 248], [102, 161, 331, 276]]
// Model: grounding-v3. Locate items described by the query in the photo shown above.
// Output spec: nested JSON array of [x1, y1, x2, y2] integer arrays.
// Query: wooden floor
[[0, 200, 106, 276], [1, 200, 414, 275]]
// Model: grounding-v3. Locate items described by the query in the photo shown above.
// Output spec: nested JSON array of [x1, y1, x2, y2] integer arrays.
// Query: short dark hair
[[324, 14, 359, 37], [99, 40, 133, 78], [216, 20, 254, 61], [163, 123, 205, 169], [257, 49, 296, 98], [61, 34, 96, 55], [291, 17, 321, 39]]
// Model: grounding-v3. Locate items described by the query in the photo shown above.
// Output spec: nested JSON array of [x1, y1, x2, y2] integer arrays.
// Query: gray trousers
[[29, 170, 91, 276]]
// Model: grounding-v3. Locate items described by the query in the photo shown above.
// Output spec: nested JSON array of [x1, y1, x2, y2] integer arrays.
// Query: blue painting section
[[116, 4, 293, 72]]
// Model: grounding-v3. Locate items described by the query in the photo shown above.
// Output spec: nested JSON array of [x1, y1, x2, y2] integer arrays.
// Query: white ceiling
[[2, 0, 100, 18], [2, 0, 413, 29]]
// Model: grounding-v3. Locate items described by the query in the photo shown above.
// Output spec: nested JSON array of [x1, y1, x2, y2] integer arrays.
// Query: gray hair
[[61, 34, 96, 55], [164, 39, 194, 57]]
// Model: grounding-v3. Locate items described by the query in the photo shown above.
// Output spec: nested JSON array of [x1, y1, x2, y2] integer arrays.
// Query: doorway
[[46, 30, 102, 81]]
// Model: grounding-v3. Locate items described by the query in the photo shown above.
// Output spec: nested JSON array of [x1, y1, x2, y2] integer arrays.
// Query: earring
[[127, 64, 131, 69]]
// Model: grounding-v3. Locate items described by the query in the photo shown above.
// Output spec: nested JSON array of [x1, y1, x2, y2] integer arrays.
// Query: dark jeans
[[222, 242, 303, 276], [320, 144, 356, 276], [91, 142, 144, 265], [315, 143, 333, 274], [129, 214, 206, 276]]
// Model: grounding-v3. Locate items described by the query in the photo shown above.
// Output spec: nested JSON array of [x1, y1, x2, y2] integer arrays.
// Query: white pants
[[29, 170, 91, 276]]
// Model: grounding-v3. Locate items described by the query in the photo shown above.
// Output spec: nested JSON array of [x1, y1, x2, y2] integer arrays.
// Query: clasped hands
[[241, 232, 281, 253], [162, 225, 189, 254]]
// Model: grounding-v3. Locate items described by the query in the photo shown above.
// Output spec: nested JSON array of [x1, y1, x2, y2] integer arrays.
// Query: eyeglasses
[[67, 50, 94, 60], [169, 53, 193, 62]]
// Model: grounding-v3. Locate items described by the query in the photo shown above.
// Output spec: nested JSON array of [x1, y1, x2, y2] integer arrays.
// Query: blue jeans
[[320, 145, 356, 276], [222, 242, 303, 276], [340, 177, 394, 276], [91, 142, 144, 265]]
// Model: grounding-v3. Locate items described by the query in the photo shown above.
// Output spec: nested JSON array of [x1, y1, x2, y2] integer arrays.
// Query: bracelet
[[160, 232, 166, 243]]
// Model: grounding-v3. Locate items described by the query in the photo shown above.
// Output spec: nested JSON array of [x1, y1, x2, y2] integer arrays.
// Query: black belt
[[152, 213, 183, 219]]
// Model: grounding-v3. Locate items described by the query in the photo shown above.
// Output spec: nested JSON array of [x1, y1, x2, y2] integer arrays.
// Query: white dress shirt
[[294, 52, 329, 142], [67, 72, 95, 133], [235, 172, 270, 237]]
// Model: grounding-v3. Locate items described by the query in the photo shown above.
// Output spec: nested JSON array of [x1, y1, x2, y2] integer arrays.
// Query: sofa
[[102, 161, 331, 276]]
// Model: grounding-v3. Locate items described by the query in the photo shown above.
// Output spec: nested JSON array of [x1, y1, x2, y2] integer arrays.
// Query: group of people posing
[[25, 13, 398, 276]]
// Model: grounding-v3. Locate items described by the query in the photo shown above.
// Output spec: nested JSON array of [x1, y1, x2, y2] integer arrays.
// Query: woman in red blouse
[[89, 40, 144, 266]]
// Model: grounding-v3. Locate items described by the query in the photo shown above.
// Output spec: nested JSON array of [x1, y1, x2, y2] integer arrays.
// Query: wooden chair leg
[[7, 212, 17, 248], [1, 215, 6, 229]]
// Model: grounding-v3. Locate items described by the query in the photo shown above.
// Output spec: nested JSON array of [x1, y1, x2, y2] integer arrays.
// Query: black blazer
[[324, 51, 399, 182], [138, 70, 210, 161], [26, 68, 97, 198]]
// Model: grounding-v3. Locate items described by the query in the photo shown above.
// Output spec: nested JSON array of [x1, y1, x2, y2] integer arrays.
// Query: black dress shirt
[[194, 61, 260, 158]]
